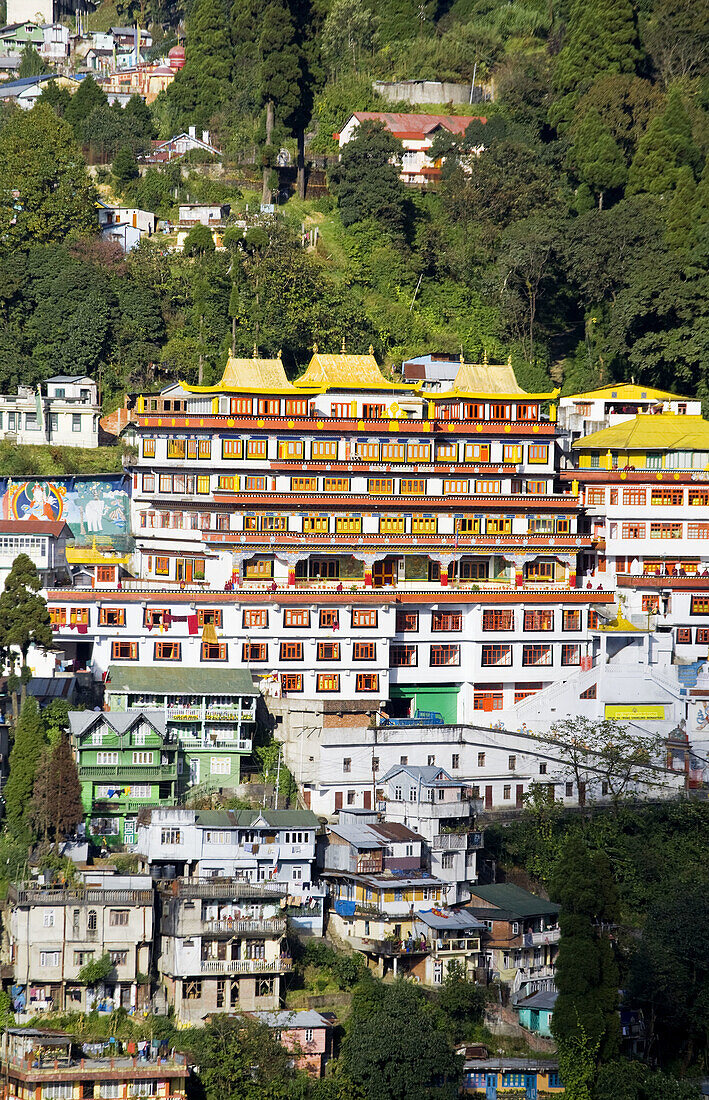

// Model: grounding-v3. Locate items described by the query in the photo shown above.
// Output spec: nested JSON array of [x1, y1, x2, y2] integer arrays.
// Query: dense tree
[[436, 960, 486, 1039], [183, 223, 216, 256], [185, 1014, 296, 1099], [31, 732, 84, 849], [630, 887, 709, 1069], [321, 0, 374, 76], [551, 835, 620, 1100], [18, 43, 48, 77], [643, 0, 709, 82], [665, 165, 696, 252], [0, 105, 96, 249], [112, 145, 139, 186], [4, 698, 47, 841], [166, 0, 233, 130], [551, 0, 640, 129], [574, 74, 663, 158], [569, 108, 627, 207], [332, 120, 406, 229], [628, 89, 702, 195], [546, 717, 666, 806], [594, 1061, 701, 1100], [342, 977, 462, 1100], [64, 74, 107, 131], [37, 79, 71, 116], [259, 0, 302, 202]]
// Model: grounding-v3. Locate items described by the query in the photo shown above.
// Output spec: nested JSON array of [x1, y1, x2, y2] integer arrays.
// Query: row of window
[[587, 486, 706, 506], [143, 396, 541, 424], [93, 753, 232, 774], [390, 643, 583, 668], [112, 640, 379, 662], [142, 471, 551, 498], [0, 411, 85, 433], [677, 627, 709, 643], [144, 436, 550, 466], [138, 508, 567, 535], [615, 522, 709, 539]]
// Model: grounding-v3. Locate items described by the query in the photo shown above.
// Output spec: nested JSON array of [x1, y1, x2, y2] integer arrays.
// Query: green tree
[[0, 104, 97, 249], [342, 977, 462, 1100], [628, 89, 702, 196], [38, 79, 71, 117], [259, 0, 302, 203], [437, 960, 486, 1039], [551, 835, 620, 1100], [321, 0, 374, 76], [18, 43, 48, 78], [186, 1014, 295, 1099], [167, 0, 234, 131], [64, 74, 108, 131], [4, 697, 47, 841], [665, 165, 697, 252], [574, 74, 663, 159], [332, 120, 406, 230], [643, 0, 709, 83], [183, 223, 216, 256], [569, 108, 627, 208], [31, 732, 84, 850], [551, 0, 640, 130], [0, 553, 52, 709], [546, 717, 667, 807], [112, 144, 139, 187], [78, 951, 114, 985]]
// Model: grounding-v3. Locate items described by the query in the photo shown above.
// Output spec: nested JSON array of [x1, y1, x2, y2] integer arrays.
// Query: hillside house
[[335, 112, 485, 183]]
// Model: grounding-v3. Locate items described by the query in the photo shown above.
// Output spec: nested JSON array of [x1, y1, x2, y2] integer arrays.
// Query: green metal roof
[[194, 809, 320, 828], [466, 884, 559, 918], [106, 665, 257, 697]]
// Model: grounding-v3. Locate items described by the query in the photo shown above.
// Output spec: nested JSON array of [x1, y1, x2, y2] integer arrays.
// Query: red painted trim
[[137, 416, 557, 436], [204, 493, 579, 511], [617, 575, 709, 590], [48, 588, 614, 605]]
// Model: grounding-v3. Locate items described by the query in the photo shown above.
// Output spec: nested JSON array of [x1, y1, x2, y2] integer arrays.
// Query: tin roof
[[105, 665, 257, 696], [294, 349, 419, 393], [563, 382, 690, 402]]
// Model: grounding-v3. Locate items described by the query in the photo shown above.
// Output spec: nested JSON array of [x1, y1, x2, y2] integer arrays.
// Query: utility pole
[[371, 746, 377, 813]]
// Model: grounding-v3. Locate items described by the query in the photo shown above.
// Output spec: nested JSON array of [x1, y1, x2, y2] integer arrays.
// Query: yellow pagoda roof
[[294, 346, 420, 392], [573, 414, 709, 451], [432, 356, 559, 401], [65, 538, 132, 565], [565, 382, 691, 403], [182, 353, 317, 395]]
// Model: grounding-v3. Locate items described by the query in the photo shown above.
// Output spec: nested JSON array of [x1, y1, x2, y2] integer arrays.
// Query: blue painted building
[[515, 989, 557, 1038]]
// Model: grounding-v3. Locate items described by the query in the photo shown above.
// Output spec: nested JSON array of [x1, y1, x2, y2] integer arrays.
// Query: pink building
[[248, 1010, 333, 1077]]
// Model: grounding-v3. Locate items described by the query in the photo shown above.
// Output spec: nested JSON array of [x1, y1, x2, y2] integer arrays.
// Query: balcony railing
[[161, 879, 287, 900], [202, 918, 287, 935], [8, 885, 153, 906], [79, 764, 178, 780], [526, 929, 560, 946], [432, 831, 483, 850], [200, 957, 292, 974]]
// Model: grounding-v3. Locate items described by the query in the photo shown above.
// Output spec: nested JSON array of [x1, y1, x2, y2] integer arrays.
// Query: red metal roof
[[0, 520, 71, 536], [350, 112, 484, 140]]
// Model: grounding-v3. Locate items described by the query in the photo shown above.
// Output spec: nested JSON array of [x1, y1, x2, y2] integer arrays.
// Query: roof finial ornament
[[368, 344, 374, 356], [253, 343, 257, 359], [313, 341, 318, 353], [460, 348, 464, 365], [341, 336, 346, 354], [483, 348, 488, 365], [277, 348, 282, 359], [508, 354, 512, 367]]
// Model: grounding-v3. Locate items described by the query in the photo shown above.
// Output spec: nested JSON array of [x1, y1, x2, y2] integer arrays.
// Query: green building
[[103, 665, 258, 793], [515, 990, 557, 1038], [69, 710, 178, 846], [0, 22, 43, 53]]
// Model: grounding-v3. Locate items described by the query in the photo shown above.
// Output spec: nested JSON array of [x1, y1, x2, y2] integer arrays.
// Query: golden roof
[[294, 345, 420, 392], [433, 356, 559, 400], [573, 414, 709, 451], [182, 352, 314, 395]]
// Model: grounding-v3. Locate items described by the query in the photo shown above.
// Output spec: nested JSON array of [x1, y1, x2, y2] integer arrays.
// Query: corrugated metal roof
[[379, 764, 454, 785], [69, 709, 167, 736], [327, 824, 384, 849], [517, 990, 558, 1010], [350, 112, 478, 138], [368, 821, 420, 842], [106, 665, 257, 696], [249, 1010, 331, 1029], [572, 414, 709, 451], [466, 884, 559, 918], [416, 909, 486, 931], [194, 808, 319, 827]]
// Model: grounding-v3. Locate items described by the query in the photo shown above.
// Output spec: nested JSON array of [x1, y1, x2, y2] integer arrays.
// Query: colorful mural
[[0, 475, 133, 552]]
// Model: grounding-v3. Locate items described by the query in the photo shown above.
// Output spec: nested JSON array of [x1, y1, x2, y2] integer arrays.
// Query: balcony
[[167, 705, 256, 723], [432, 831, 483, 850], [525, 928, 560, 947], [79, 764, 178, 780], [178, 736, 253, 752], [203, 918, 287, 936], [200, 957, 292, 974], [160, 879, 287, 900]]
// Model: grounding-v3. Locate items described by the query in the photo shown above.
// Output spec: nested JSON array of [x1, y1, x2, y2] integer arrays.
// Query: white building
[[97, 202, 158, 252], [39, 22, 69, 61], [335, 112, 481, 184], [3, 876, 154, 1017], [0, 519, 72, 585], [0, 376, 100, 447]]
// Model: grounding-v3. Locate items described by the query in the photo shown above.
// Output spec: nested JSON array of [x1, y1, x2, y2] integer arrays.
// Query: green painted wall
[[390, 684, 461, 724]]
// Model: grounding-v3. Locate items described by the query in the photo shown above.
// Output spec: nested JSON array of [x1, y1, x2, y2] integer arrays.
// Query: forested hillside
[[0, 0, 707, 405]]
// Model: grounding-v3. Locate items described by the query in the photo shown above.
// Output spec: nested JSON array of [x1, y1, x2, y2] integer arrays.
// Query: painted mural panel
[[0, 475, 133, 551]]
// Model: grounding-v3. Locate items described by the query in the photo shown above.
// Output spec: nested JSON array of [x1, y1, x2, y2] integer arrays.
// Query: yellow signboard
[[604, 705, 665, 720]]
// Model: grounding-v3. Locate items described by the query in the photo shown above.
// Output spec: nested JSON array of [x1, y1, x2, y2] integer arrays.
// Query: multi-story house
[[319, 818, 450, 975], [69, 710, 179, 846], [103, 664, 258, 793], [558, 382, 701, 451], [411, 908, 487, 986], [561, 404, 709, 665], [0, 518, 72, 585], [377, 764, 480, 902], [44, 348, 610, 724], [157, 877, 291, 1023], [134, 806, 325, 934], [4, 876, 154, 1016], [463, 883, 560, 996], [0, 376, 100, 447], [0, 1028, 190, 1100]]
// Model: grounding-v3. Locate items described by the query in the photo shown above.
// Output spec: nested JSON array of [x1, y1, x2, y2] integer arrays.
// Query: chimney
[[202, 130, 209, 145], [188, 125, 196, 139]]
